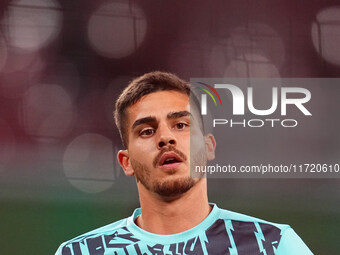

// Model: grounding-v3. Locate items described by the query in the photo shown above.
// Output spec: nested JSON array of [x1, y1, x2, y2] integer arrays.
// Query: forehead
[[127, 90, 190, 123]]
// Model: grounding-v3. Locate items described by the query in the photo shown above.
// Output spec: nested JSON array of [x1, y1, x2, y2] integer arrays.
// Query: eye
[[139, 128, 155, 137], [175, 122, 188, 130]]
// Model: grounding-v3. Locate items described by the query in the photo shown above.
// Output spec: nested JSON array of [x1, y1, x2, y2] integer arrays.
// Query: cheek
[[130, 135, 155, 150], [129, 142, 156, 162]]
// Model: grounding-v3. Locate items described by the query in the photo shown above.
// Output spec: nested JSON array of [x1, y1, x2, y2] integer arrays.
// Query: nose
[[157, 125, 176, 149], [158, 138, 176, 148]]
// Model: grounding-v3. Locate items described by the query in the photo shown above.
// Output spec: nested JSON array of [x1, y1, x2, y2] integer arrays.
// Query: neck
[[135, 178, 211, 235]]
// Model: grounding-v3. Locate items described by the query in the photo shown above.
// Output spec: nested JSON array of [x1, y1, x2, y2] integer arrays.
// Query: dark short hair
[[114, 71, 194, 148]]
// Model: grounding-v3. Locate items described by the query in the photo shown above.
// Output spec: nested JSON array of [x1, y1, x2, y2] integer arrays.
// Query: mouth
[[159, 152, 183, 169]]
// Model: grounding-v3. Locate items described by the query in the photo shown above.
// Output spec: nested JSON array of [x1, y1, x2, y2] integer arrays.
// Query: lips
[[158, 152, 183, 167]]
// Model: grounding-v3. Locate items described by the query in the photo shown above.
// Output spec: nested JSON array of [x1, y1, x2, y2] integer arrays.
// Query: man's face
[[118, 90, 214, 197]]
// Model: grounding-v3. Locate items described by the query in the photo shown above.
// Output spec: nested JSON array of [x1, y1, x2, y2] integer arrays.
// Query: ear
[[204, 134, 216, 161], [117, 150, 135, 176]]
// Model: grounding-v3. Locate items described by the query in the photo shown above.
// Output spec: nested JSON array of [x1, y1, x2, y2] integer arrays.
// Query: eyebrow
[[131, 111, 192, 130], [132, 116, 157, 130], [167, 111, 191, 119]]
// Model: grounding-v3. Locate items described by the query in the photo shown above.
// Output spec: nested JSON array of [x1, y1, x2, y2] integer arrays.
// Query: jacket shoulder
[[55, 218, 128, 255]]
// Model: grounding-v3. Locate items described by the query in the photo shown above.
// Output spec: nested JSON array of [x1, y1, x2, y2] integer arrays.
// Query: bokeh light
[[207, 23, 284, 77], [1, 50, 44, 73], [87, 1, 147, 58], [0, 52, 44, 99], [63, 133, 118, 193], [168, 23, 284, 78], [21, 84, 74, 142], [312, 6, 340, 65], [230, 23, 285, 65], [205, 39, 231, 77], [2, 0, 62, 51], [224, 53, 281, 78]]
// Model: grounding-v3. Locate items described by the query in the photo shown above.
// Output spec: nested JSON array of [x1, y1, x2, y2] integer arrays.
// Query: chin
[[152, 176, 196, 197]]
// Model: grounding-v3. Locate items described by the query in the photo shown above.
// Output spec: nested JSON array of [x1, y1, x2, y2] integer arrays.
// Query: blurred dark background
[[0, 0, 339, 254]]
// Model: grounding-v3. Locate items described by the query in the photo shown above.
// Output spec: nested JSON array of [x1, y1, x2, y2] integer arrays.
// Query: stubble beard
[[130, 146, 206, 198]]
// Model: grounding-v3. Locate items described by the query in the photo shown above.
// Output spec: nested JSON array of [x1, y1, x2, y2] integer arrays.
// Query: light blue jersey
[[55, 204, 313, 254]]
